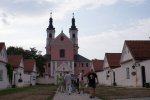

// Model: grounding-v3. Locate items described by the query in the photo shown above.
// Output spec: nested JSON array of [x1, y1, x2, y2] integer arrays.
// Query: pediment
[[103, 56, 109, 69], [56, 62, 72, 72], [120, 43, 133, 63], [52, 32, 73, 45]]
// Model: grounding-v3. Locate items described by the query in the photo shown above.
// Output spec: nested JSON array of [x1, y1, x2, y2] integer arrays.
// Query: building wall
[[31, 72, 37, 85], [12, 59, 24, 87], [0, 62, 10, 89], [0, 47, 7, 62], [23, 74, 31, 86], [140, 60, 150, 84], [103, 57, 109, 69], [74, 62, 91, 76], [97, 71, 107, 85], [51, 34, 74, 61], [120, 44, 133, 63], [119, 61, 136, 87], [0, 46, 9, 89]]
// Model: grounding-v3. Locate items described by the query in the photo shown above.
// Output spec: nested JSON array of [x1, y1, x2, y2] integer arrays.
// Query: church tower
[[69, 13, 79, 55], [46, 12, 55, 54]]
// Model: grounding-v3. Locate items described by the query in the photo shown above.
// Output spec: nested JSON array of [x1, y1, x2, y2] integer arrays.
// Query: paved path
[[53, 90, 150, 100], [53, 92, 101, 100]]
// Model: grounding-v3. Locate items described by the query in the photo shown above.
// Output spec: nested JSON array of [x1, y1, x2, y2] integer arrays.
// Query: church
[[44, 13, 92, 78]]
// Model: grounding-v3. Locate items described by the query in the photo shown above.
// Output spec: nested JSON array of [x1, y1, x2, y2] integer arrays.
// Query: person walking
[[64, 72, 72, 95], [78, 70, 84, 94], [75, 75, 80, 93], [87, 69, 99, 98], [58, 73, 65, 92], [71, 74, 76, 92]]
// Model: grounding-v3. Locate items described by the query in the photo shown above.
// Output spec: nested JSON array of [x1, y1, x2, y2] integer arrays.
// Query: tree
[[6, 64, 13, 83]]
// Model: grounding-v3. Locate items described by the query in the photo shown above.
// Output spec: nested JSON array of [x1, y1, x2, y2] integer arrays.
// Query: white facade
[[23, 60, 37, 86], [12, 59, 24, 87], [0, 44, 10, 89], [117, 43, 150, 87], [0, 62, 10, 89]]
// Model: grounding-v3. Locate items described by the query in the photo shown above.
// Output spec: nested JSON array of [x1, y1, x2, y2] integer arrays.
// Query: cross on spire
[[70, 12, 77, 30], [50, 12, 52, 18], [47, 11, 55, 30], [73, 12, 74, 18]]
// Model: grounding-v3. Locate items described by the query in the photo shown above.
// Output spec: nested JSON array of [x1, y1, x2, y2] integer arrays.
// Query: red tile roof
[[8, 55, 23, 68], [92, 59, 104, 72], [105, 53, 121, 69], [0, 42, 5, 52], [24, 59, 35, 73], [125, 40, 150, 60]]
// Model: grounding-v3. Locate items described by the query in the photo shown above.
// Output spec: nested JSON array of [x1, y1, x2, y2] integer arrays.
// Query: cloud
[[0, 0, 147, 21], [79, 18, 150, 59], [52, 0, 118, 20], [123, 0, 145, 4], [0, 0, 54, 16]]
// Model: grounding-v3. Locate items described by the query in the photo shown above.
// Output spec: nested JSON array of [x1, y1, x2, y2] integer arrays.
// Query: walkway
[[53, 92, 101, 100]]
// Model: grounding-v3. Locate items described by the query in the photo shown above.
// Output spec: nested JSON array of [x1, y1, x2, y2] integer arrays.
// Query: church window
[[72, 34, 75, 38], [60, 49, 65, 58], [126, 68, 130, 79], [82, 63, 84, 67], [0, 70, 3, 81], [74, 63, 77, 67], [60, 36, 64, 41], [48, 63, 51, 67], [49, 34, 52, 38], [86, 63, 88, 67]]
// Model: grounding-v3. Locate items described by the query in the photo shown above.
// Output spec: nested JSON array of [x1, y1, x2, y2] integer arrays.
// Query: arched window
[[72, 34, 75, 38], [74, 63, 77, 67], [60, 49, 65, 58], [49, 34, 52, 38]]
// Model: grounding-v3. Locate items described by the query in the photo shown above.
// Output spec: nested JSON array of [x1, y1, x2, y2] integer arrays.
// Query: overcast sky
[[0, 0, 150, 60]]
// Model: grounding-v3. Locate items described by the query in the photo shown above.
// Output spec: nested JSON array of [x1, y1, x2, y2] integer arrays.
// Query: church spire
[[47, 12, 55, 30], [70, 13, 77, 30]]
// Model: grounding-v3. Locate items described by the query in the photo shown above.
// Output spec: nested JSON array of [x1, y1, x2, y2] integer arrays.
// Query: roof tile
[[8, 55, 23, 68], [105, 53, 121, 69], [125, 40, 150, 60], [92, 59, 104, 72], [0, 42, 5, 52], [24, 59, 35, 73]]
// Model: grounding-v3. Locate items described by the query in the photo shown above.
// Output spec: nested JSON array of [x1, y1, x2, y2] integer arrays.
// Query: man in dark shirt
[[87, 69, 99, 98]]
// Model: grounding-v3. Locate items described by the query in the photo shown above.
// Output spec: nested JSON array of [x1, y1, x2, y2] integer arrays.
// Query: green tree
[[6, 64, 13, 83]]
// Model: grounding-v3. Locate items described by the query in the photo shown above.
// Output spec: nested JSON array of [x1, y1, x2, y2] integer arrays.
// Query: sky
[[0, 0, 150, 60]]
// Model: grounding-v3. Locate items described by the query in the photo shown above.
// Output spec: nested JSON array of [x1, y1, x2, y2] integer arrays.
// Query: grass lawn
[[85, 86, 150, 100], [0, 84, 58, 100]]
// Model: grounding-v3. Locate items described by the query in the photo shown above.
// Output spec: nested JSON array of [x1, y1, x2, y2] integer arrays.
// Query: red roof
[[8, 55, 23, 68], [0, 42, 5, 52], [105, 53, 121, 69], [24, 59, 35, 73], [125, 40, 150, 60], [92, 59, 104, 72]]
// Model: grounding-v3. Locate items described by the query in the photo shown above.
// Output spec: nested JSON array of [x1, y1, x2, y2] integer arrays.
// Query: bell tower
[[69, 13, 79, 55], [46, 12, 55, 54]]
